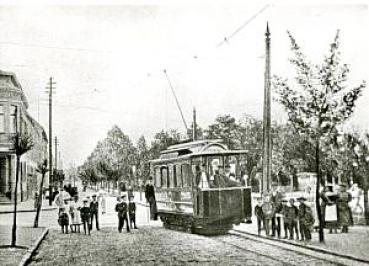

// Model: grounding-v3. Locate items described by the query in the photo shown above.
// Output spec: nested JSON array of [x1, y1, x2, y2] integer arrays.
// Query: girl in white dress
[[69, 196, 81, 233]]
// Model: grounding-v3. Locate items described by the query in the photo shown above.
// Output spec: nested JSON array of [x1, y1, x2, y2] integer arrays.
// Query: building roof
[[0, 69, 29, 108]]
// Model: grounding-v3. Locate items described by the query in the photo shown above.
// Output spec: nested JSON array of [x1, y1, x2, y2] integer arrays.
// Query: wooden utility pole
[[47, 77, 56, 205], [55, 137, 58, 171], [262, 23, 272, 194], [193, 107, 197, 141]]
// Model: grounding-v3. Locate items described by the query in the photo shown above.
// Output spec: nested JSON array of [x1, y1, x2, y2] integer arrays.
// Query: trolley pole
[[262, 23, 272, 194], [47, 77, 56, 205]]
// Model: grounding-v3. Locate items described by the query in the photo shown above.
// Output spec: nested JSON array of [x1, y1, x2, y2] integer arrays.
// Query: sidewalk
[[0, 225, 48, 266], [0, 199, 57, 214], [234, 216, 369, 263]]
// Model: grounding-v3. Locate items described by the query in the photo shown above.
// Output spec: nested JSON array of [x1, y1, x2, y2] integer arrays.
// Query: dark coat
[[128, 202, 136, 214], [298, 203, 314, 227], [80, 206, 91, 221], [337, 191, 353, 226], [58, 212, 69, 226], [90, 201, 99, 213], [116, 202, 128, 218], [254, 205, 264, 220], [283, 205, 298, 223], [145, 184, 155, 201], [271, 192, 284, 213]]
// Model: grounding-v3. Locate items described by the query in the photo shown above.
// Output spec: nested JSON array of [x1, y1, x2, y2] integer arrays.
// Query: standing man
[[297, 197, 315, 242], [337, 184, 353, 233], [80, 199, 91, 235], [145, 177, 157, 220], [271, 183, 283, 238], [90, 194, 100, 231], [115, 195, 130, 233]]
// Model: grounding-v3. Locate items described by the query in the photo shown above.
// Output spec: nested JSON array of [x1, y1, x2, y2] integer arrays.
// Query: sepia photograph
[[0, 0, 368, 265]]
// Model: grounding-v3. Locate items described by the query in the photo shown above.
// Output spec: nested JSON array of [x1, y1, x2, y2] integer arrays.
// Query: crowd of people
[[254, 183, 354, 242], [254, 191, 315, 241], [53, 179, 158, 235]]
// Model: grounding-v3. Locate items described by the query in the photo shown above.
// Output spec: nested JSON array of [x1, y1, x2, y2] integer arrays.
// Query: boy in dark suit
[[128, 195, 138, 229], [80, 199, 91, 235], [254, 197, 264, 236], [116, 195, 130, 233], [90, 194, 100, 231]]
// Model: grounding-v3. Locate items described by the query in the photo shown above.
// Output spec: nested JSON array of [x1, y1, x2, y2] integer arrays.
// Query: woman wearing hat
[[337, 184, 353, 233]]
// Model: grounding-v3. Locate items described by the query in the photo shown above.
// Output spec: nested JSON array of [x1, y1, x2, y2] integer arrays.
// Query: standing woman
[[337, 184, 353, 233], [70, 196, 81, 233], [145, 177, 157, 220], [320, 186, 338, 233]]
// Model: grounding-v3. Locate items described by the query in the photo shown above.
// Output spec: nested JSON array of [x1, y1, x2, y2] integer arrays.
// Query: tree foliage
[[273, 30, 366, 242]]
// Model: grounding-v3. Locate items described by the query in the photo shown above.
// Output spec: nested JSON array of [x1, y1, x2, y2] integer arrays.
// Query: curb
[[18, 228, 49, 266], [0, 207, 57, 214], [231, 229, 369, 265]]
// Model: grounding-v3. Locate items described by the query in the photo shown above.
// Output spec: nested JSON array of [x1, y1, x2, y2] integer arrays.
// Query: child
[[80, 199, 91, 235], [281, 199, 289, 239], [116, 195, 130, 233], [261, 194, 274, 236], [58, 207, 70, 234], [298, 197, 314, 242], [254, 197, 264, 236], [128, 195, 138, 229], [287, 198, 299, 240]]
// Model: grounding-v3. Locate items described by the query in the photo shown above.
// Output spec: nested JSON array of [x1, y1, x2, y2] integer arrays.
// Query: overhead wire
[[216, 4, 271, 48]]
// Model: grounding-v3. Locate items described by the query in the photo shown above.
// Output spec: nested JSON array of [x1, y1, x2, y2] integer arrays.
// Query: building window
[[10, 105, 17, 133], [0, 106, 4, 133]]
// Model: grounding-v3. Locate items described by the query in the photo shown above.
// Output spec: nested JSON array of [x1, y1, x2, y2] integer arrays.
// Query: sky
[[0, 0, 367, 167]]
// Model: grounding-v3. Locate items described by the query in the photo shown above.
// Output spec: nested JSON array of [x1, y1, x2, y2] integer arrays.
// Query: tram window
[[172, 165, 177, 187], [161, 167, 168, 188], [176, 164, 182, 187], [181, 164, 191, 187], [155, 167, 161, 187], [169, 165, 175, 188]]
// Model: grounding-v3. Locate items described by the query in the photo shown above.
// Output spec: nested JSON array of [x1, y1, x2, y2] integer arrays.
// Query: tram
[[150, 139, 252, 235]]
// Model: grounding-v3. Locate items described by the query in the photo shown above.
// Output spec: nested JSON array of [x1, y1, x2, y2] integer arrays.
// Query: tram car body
[[150, 139, 252, 235]]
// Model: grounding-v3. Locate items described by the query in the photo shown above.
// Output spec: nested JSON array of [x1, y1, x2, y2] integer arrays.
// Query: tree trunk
[[11, 156, 20, 247], [20, 167, 23, 202], [315, 139, 324, 243], [34, 173, 45, 228], [364, 186, 369, 225]]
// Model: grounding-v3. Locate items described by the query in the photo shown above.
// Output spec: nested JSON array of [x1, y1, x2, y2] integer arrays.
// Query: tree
[[273, 30, 366, 242], [137, 136, 150, 183], [149, 129, 181, 159], [205, 115, 241, 149], [34, 159, 49, 228], [11, 133, 34, 247]]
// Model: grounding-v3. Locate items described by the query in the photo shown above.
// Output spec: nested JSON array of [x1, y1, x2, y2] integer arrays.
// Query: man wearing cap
[[271, 183, 283, 238], [145, 177, 157, 220], [115, 195, 130, 233], [337, 184, 353, 233], [80, 199, 91, 235], [297, 197, 315, 241], [90, 195, 100, 231]]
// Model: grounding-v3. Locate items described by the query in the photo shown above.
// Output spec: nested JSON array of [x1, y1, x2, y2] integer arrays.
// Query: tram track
[[210, 230, 362, 266]]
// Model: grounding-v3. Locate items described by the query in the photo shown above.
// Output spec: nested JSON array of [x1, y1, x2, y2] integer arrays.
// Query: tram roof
[[150, 139, 248, 164]]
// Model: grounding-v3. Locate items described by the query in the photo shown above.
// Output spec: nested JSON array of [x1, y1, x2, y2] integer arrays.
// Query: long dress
[[69, 201, 81, 225], [337, 191, 353, 227]]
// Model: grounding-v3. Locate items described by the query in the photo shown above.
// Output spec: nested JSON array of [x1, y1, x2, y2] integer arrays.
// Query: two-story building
[[0, 70, 48, 202]]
